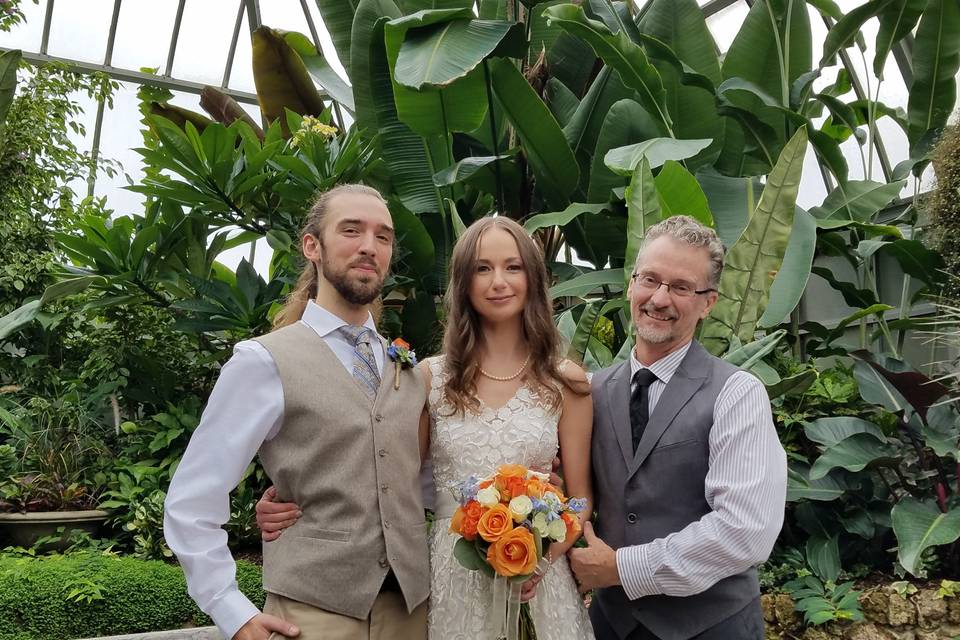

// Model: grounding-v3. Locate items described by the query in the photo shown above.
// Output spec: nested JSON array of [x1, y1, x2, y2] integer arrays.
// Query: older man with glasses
[[570, 215, 787, 640]]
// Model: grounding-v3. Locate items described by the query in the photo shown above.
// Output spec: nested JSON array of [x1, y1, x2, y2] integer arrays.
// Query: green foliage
[[782, 575, 864, 625], [0, 552, 264, 640]]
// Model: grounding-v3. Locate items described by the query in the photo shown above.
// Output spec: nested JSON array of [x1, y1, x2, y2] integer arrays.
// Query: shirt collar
[[629, 340, 692, 385], [301, 299, 380, 341]]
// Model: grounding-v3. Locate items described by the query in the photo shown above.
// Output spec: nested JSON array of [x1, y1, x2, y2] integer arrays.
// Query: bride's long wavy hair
[[441, 217, 582, 416]]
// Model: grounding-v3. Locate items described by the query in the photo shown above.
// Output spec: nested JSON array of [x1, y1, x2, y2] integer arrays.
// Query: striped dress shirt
[[614, 341, 787, 600]]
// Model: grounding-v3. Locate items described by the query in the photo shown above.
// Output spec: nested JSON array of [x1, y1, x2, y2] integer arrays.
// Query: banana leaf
[[873, 0, 925, 76], [352, 0, 442, 213], [384, 9, 489, 136], [315, 0, 359, 74], [543, 4, 672, 135], [488, 57, 579, 210], [603, 137, 712, 176], [252, 27, 328, 129], [623, 157, 661, 288], [892, 497, 960, 577], [653, 160, 713, 227], [586, 98, 662, 203], [758, 207, 816, 328], [638, 0, 724, 168], [394, 18, 525, 89], [523, 202, 608, 234], [820, 0, 890, 67], [700, 126, 808, 354], [906, 0, 960, 158]]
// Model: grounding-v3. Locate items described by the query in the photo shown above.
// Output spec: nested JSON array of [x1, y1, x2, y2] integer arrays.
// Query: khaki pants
[[264, 592, 428, 640]]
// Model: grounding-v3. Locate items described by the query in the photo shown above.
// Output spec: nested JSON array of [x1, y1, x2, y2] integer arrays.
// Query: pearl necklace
[[479, 354, 531, 381]]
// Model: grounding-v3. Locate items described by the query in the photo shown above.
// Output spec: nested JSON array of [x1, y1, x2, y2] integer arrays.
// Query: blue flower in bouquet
[[568, 498, 588, 514], [454, 474, 480, 505]]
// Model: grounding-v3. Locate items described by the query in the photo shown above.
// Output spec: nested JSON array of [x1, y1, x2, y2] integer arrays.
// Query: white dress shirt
[[615, 340, 787, 600], [163, 301, 384, 639]]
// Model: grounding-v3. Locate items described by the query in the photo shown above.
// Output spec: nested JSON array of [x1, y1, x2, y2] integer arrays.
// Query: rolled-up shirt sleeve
[[163, 341, 284, 638], [616, 371, 787, 599]]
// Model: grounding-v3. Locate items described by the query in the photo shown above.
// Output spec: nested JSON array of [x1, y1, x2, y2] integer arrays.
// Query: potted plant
[[0, 390, 113, 551]]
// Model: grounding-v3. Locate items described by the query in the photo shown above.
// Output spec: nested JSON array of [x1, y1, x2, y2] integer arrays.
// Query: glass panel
[[228, 9, 255, 94], [305, 0, 348, 78], [0, 0, 46, 51], [46, 0, 114, 63], [111, 1, 179, 73], [171, 0, 238, 86]]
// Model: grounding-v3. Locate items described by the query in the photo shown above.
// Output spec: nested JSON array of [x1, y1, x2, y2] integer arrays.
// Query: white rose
[[527, 470, 550, 481], [476, 485, 500, 507], [509, 495, 533, 522], [532, 512, 550, 537], [547, 518, 567, 542], [543, 492, 561, 508]]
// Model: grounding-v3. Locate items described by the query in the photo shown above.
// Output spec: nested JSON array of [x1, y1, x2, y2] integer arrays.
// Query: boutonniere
[[387, 338, 417, 389]]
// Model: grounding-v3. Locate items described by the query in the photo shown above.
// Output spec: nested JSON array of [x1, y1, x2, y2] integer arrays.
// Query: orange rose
[[495, 464, 527, 492], [562, 512, 581, 539], [459, 500, 483, 541], [477, 503, 514, 542], [502, 477, 526, 501], [525, 477, 545, 498], [487, 527, 538, 577], [479, 479, 494, 489], [450, 506, 466, 535], [393, 338, 410, 349]]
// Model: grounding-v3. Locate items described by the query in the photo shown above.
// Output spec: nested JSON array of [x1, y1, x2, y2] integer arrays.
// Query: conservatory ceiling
[[0, 0, 949, 229]]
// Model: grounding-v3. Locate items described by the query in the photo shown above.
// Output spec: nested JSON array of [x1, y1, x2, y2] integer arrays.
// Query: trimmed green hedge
[[0, 553, 264, 640]]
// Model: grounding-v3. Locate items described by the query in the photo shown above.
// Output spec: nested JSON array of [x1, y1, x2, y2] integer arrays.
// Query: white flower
[[509, 495, 533, 522], [526, 470, 550, 482], [543, 491, 562, 509], [476, 485, 500, 508], [532, 512, 550, 538], [547, 518, 567, 542]]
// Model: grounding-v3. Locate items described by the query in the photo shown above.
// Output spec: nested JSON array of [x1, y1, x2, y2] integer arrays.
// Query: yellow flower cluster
[[290, 116, 338, 147]]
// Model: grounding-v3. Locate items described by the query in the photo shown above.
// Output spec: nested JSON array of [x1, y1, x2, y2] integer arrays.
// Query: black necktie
[[630, 369, 658, 453]]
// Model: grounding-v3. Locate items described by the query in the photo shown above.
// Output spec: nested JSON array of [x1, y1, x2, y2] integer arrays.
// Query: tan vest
[[254, 322, 429, 618]]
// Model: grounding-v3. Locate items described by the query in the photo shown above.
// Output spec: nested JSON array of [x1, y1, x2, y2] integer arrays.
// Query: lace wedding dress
[[425, 357, 595, 640]]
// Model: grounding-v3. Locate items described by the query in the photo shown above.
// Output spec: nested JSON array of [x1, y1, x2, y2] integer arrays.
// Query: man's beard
[[322, 259, 384, 305], [634, 303, 677, 344]]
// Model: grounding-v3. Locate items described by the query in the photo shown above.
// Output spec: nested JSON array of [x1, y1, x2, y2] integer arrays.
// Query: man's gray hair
[[634, 215, 725, 289]]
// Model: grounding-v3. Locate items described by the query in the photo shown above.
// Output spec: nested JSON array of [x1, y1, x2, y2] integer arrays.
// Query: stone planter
[[0, 509, 111, 551]]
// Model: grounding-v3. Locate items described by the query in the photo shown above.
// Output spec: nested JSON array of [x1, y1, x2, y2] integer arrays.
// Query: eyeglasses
[[631, 273, 716, 298]]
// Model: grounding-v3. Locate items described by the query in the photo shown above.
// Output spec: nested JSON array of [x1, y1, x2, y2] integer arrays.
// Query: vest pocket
[[294, 526, 351, 542]]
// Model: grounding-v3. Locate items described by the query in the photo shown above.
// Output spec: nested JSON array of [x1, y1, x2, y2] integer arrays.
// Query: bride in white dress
[[257, 216, 596, 639], [418, 217, 594, 640]]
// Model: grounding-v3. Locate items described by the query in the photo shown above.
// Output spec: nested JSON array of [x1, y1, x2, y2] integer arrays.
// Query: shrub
[[0, 552, 264, 639]]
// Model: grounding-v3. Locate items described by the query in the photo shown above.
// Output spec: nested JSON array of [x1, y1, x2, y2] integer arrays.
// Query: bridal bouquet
[[449, 464, 587, 640]]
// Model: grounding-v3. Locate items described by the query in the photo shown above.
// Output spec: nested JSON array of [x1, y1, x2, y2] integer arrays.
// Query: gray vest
[[591, 341, 759, 640], [254, 322, 429, 619]]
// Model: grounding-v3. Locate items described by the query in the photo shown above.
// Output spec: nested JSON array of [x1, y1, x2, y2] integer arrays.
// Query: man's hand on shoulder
[[233, 613, 299, 640], [568, 522, 620, 594]]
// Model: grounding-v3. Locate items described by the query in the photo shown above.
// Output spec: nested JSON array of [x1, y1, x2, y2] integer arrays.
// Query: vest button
[[381, 484, 389, 492], [375, 414, 384, 422], [378, 448, 387, 457], [378, 557, 388, 568], [626, 512, 638, 524], [384, 520, 391, 529]]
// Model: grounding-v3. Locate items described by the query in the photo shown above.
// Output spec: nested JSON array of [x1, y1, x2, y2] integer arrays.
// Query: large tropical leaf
[[563, 67, 636, 159], [384, 10, 489, 136], [252, 27, 327, 127], [805, 417, 886, 448], [523, 202, 608, 234], [0, 300, 41, 341], [623, 157, 662, 288], [758, 207, 816, 327], [543, 4, 673, 134], [787, 464, 849, 502], [586, 98, 662, 203], [695, 171, 761, 248], [549, 268, 624, 299], [810, 179, 907, 223], [638, 0, 724, 167], [892, 497, 960, 576], [604, 137, 712, 176], [0, 49, 20, 130], [352, 0, 441, 213], [653, 160, 713, 227], [809, 433, 898, 480], [873, 0, 925, 77], [283, 31, 356, 112], [315, 0, 359, 74], [394, 19, 524, 89], [907, 0, 960, 157], [820, 0, 891, 67], [488, 57, 579, 209], [700, 127, 807, 354]]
